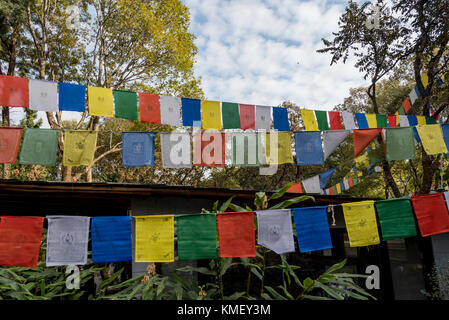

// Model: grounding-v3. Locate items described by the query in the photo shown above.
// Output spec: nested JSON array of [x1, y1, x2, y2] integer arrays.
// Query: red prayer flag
[[328, 111, 343, 130], [353, 128, 382, 158], [193, 132, 226, 168], [0, 127, 22, 163], [0, 216, 44, 267], [287, 182, 303, 193], [139, 92, 161, 124], [217, 212, 255, 257], [328, 187, 334, 195], [387, 115, 397, 128], [348, 176, 354, 187], [403, 97, 412, 113], [239, 104, 255, 130], [0, 75, 29, 108], [411, 193, 449, 237]]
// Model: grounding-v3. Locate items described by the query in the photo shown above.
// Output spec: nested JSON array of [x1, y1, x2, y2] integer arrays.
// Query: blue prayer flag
[[413, 127, 421, 143], [319, 168, 336, 189], [292, 207, 332, 253], [436, 76, 444, 87], [441, 124, 449, 151], [122, 132, 156, 166], [355, 113, 369, 129], [273, 107, 290, 131], [294, 131, 324, 165], [181, 98, 201, 127], [340, 181, 345, 191], [408, 115, 418, 126], [415, 84, 420, 96], [58, 82, 86, 112], [91, 216, 132, 264]]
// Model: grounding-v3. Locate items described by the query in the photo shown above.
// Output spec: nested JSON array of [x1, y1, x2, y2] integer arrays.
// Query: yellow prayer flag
[[416, 124, 449, 155], [135, 215, 174, 262], [395, 111, 400, 126], [417, 116, 426, 126], [300, 109, 318, 131], [422, 72, 429, 87], [62, 130, 98, 167], [335, 183, 341, 194], [365, 114, 377, 128], [88, 86, 114, 117], [341, 200, 380, 247], [201, 100, 222, 130], [265, 131, 293, 165]]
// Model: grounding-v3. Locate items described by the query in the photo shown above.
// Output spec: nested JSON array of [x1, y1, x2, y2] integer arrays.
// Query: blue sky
[[184, 0, 369, 110]]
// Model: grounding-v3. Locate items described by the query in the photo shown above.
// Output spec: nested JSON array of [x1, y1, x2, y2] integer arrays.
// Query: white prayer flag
[[256, 209, 295, 254], [409, 88, 418, 105], [302, 175, 322, 194], [160, 132, 192, 168], [29, 79, 58, 112], [255, 105, 272, 131], [160, 95, 181, 127], [399, 115, 410, 127], [322, 130, 350, 160], [46, 216, 90, 266], [342, 112, 356, 130]]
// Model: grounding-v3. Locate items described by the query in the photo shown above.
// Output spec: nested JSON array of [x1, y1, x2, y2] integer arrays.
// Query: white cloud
[[185, 0, 368, 109]]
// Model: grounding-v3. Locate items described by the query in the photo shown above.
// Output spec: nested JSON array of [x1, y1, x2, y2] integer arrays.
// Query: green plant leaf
[[219, 196, 235, 212], [268, 195, 315, 210], [228, 203, 247, 212], [268, 182, 294, 200]]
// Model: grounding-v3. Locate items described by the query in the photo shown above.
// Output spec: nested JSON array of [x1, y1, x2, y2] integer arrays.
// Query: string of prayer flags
[[46, 216, 90, 266], [328, 111, 343, 130], [239, 104, 255, 130], [300, 109, 318, 131], [160, 95, 181, 127], [217, 212, 255, 257], [292, 207, 332, 253], [134, 215, 174, 262], [0, 216, 44, 268], [256, 210, 295, 254], [416, 124, 449, 155], [319, 168, 336, 189], [341, 201, 380, 247], [376, 114, 388, 128], [355, 113, 369, 129], [387, 115, 397, 128], [63, 130, 98, 167], [302, 175, 322, 194], [365, 114, 377, 129], [222, 102, 240, 129], [0, 75, 28, 108], [176, 213, 218, 261], [160, 132, 192, 168], [19, 128, 59, 166], [122, 132, 156, 166], [342, 111, 356, 130], [0, 127, 22, 163], [314, 110, 329, 131], [181, 98, 201, 127], [385, 127, 415, 161], [231, 132, 262, 167], [58, 82, 86, 112], [375, 198, 417, 241], [193, 132, 226, 168], [266, 132, 294, 165], [91, 216, 132, 264], [294, 131, 324, 165], [353, 128, 382, 158], [322, 130, 350, 161], [29, 79, 58, 112], [201, 100, 222, 130], [139, 93, 161, 124], [88, 86, 114, 117], [255, 106, 272, 131], [113, 90, 138, 120], [273, 107, 290, 131], [411, 193, 449, 237]]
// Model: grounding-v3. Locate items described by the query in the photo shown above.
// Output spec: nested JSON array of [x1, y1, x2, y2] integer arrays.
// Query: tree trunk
[[62, 165, 72, 182]]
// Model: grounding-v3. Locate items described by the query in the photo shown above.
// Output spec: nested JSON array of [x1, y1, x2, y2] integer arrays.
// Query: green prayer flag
[[315, 110, 329, 131], [231, 133, 261, 166], [19, 128, 59, 166], [176, 213, 218, 260], [397, 106, 406, 115], [331, 185, 337, 194], [375, 198, 417, 240], [222, 102, 240, 129], [113, 90, 138, 120], [352, 176, 358, 185], [376, 114, 388, 128], [385, 127, 415, 161], [425, 116, 437, 124]]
